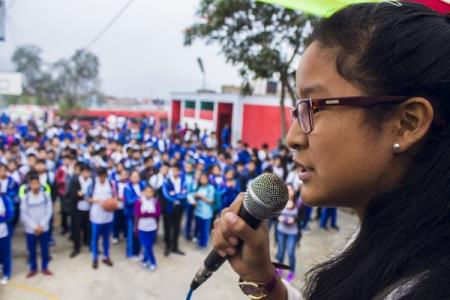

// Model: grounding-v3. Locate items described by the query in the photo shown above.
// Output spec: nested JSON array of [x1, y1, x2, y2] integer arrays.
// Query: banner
[[257, 0, 449, 16], [257, 0, 380, 16]]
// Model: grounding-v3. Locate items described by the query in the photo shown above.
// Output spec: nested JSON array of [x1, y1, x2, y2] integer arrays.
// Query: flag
[[184, 100, 196, 118], [199, 101, 214, 120]]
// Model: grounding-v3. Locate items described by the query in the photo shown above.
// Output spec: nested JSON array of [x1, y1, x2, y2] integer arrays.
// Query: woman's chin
[[301, 191, 334, 207]]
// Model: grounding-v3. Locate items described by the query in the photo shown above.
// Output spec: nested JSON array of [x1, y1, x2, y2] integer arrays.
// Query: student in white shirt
[[88, 167, 116, 269], [20, 173, 53, 278], [134, 186, 161, 271]]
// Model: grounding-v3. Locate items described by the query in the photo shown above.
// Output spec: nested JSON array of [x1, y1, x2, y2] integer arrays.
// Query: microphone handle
[[204, 205, 261, 272]]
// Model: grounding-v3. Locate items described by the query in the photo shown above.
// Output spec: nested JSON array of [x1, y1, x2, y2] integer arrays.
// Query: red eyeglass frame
[[291, 95, 446, 134]]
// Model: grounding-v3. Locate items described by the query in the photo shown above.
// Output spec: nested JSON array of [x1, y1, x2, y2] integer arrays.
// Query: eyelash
[[312, 107, 324, 114]]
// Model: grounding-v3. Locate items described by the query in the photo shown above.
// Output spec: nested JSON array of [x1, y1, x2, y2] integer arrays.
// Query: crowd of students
[[0, 114, 339, 285]]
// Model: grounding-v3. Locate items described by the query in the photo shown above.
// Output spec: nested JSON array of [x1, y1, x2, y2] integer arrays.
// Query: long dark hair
[[304, 3, 450, 299]]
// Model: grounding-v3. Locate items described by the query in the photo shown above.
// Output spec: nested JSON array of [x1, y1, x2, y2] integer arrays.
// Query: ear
[[393, 97, 434, 153]]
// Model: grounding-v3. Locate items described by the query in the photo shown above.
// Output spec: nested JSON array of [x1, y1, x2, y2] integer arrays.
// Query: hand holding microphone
[[190, 173, 289, 291], [212, 193, 276, 282]]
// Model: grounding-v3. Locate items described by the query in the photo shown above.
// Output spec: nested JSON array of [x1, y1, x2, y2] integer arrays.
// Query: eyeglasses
[[291, 96, 409, 134]]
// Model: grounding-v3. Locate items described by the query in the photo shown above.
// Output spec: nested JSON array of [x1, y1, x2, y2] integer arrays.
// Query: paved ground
[[0, 210, 358, 300]]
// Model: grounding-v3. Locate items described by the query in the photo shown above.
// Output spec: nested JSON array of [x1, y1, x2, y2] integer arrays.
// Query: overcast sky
[[0, 0, 242, 99]]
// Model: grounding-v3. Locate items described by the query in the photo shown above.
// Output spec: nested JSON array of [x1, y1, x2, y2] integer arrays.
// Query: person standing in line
[[112, 169, 128, 245], [123, 170, 145, 259], [161, 164, 188, 256], [20, 173, 53, 278], [67, 161, 82, 258], [54, 155, 73, 235], [219, 169, 240, 210], [183, 162, 196, 241], [70, 164, 92, 257], [320, 207, 339, 231], [0, 193, 13, 284], [88, 167, 116, 269], [275, 185, 303, 283], [149, 163, 170, 239], [134, 185, 161, 271], [193, 173, 215, 249]]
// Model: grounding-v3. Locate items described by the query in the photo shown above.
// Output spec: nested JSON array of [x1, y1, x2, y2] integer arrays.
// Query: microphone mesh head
[[244, 173, 289, 220]]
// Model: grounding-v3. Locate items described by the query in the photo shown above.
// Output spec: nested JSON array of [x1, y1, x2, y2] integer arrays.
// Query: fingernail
[[229, 236, 238, 246], [217, 250, 226, 257], [225, 247, 236, 256], [225, 212, 238, 224]]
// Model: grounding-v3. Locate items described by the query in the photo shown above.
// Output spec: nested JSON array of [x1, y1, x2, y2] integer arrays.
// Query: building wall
[[170, 92, 290, 148], [241, 104, 291, 148], [179, 98, 217, 133]]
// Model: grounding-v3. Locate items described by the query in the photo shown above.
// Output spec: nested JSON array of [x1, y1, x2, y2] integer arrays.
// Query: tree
[[11, 46, 100, 108], [185, 0, 319, 138], [53, 49, 100, 108], [11, 45, 44, 96]]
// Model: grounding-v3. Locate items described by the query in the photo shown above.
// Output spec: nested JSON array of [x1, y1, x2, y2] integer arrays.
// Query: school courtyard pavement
[[0, 210, 358, 300]]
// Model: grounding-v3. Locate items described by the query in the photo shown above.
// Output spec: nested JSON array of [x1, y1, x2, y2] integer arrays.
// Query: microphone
[[189, 173, 289, 291]]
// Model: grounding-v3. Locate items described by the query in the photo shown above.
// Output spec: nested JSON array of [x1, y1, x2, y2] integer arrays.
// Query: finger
[[216, 217, 239, 246], [224, 211, 261, 248], [212, 229, 228, 258], [220, 207, 231, 218], [228, 193, 245, 214], [211, 220, 234, 251]]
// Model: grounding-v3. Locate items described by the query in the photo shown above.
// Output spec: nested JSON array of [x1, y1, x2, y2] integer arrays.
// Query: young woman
[[193, 173, 215, 248], [134, 185, 160, 271], [212, 3, 450, 299], [275, 184, 302, 283]]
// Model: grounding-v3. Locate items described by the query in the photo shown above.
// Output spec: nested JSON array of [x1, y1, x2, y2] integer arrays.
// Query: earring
[[392, 143, 401, 153]]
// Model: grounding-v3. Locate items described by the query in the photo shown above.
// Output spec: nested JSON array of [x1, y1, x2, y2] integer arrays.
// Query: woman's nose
[[286, 121, 308, 151]]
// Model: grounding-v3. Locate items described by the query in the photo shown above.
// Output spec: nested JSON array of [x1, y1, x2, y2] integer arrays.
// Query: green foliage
[[11, 45, 43, 96], [53, 49, 100, 108], [184, 0, 319, 97], [11, 45, 100, 108]]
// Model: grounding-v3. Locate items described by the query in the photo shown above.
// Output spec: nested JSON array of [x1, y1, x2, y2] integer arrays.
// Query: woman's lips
[[297, 162, 313, 181]]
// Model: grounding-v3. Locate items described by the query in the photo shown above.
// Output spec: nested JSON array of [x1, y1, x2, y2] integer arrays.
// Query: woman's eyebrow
[[298, 84, 328, 98]]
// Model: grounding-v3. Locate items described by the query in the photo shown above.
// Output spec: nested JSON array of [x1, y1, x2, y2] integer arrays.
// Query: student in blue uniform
[[0, 193, 13, 284], [193, 173, 215, 248], [123, 170, 146, 259], [134, 185, 161, 271], [183, 162, 196, 240], [0, 163, 19, 233], [320, 207, 339, 230], [112, 169, 128, 244], [161, 164, 188, 256]]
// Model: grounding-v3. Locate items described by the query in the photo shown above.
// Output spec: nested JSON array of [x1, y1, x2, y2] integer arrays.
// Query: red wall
[[242, 104, 291, 148], [171, 100, 181, 130], [71, 109, 167, 119], [217, 103, 233, 146]]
